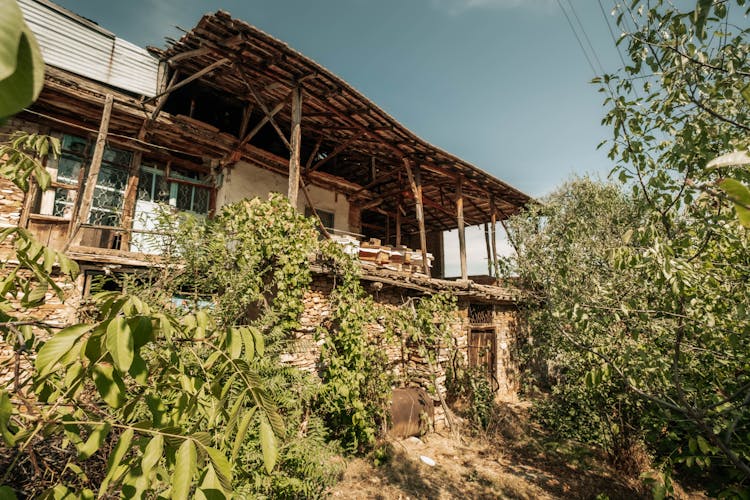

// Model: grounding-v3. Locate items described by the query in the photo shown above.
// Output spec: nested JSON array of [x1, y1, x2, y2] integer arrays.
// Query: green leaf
[[77, 422, 111, 460], [128, 353, 148, 385], [140, 434, 163, 477], [106, 316, 134, 373], [226, 327, 242, 359], [0, 390, 19, 446], [250, 327, 264, 357], [203, 446, 233, 493], [693, 0, 712, 39], [0, 0, 45, 121], [240, 327, 254, 361], [231, 406, 255, 462], [172, 439, 197, 500], [259, 416, 277, 474], [0, 485, 17, 500], [718, 178, 750, 228], [742, 84, 750, 106], [99, 427, 134, 497], [696, 435, 711, 454], [35, 324, 92, 378], [92, 364, 126, 408]]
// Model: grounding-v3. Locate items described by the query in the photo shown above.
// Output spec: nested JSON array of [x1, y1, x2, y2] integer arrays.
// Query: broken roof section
[[150, 10, 532, 233]]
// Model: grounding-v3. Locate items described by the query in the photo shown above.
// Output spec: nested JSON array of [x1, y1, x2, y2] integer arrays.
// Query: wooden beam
[[304, 136, 324, 171], [237, 69, 292, 151], [349, 170, 398, 198], [404, 158, 430, 276], [237, 90, 292, 150], [167, 46, 212, 65], [309, 131, 365, 172], [396, 202, 402, 246], [149, 70, 180, 123], [457, 177, 467, 280], [484, 222, 493, 277], [146, 58, 230, 102], [68, 94, 114, 242], [287, 85, 302, 207], [238, 102, 254, 140]]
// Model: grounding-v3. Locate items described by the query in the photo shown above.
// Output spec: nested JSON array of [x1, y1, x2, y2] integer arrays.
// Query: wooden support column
[[395, 202, 402, 247], [456, 176, 467, 280], [483, 222, 493, 276], [404, 158, 430, 276], [68, 94, 113, 241], [287, 85, 302, 207], [490, 196, 499, 278]]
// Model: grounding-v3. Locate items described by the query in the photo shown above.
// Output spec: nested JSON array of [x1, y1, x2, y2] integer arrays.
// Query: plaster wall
[[217, 160, 351, 233]]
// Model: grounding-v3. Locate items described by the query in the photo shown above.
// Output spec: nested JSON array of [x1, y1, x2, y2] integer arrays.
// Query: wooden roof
[[152, 10, 532, 232]]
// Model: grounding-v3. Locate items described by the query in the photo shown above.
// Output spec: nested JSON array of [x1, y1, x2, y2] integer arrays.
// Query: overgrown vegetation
[[0, 132, 464, 497], [508, 0, 750, 496]]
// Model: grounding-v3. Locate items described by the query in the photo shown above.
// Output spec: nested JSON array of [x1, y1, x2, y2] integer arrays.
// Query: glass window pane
[[61, 135, 87, 155], [89, 165, 128, 226], [175, 183, 193, 211], [52, 188, 76, 219], [102, 147, 132, 166], [137, 170, 154, 201], [57, 155, 84, 185], [192, 187, 209, 215]]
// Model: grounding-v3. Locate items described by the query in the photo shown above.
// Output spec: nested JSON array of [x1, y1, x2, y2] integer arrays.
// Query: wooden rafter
[[309, 131, 365, 172]]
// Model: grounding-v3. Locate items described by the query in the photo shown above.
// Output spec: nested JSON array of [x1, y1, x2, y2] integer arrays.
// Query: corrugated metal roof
[[18, 0, 159, 97]]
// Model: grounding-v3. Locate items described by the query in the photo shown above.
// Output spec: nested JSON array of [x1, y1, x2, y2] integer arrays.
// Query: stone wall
[[281, 276, 477, 431], [493, 304, 524, 401]]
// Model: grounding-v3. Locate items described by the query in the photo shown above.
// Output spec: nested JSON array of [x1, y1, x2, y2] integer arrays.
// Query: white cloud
[[429, 0, 557, 15]]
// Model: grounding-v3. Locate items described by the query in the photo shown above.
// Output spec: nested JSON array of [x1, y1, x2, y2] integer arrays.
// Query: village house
[[1, 0, 533, 425]]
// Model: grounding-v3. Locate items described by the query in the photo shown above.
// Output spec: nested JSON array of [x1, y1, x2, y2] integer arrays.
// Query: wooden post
[[483, 222, 493, 276], [404, 158, 429, 276], [69, 94, 114, 239], [287, 85, 302, 207], [395, 202, 402, 247], [490, 196, 499, 278], [456, 176, 467, 281]]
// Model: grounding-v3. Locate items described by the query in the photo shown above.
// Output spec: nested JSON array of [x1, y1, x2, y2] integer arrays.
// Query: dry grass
[[329, 401, 650, 499]]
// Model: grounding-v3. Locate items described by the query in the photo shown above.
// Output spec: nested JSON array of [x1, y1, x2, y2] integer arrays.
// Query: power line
[[566, 0, 607, 76], [598, 0, 629, 72], [556, 0, 599, 77]]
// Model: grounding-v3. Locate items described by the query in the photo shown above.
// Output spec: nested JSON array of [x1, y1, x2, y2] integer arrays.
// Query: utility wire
[[556, 0, 599, 78], [566, 0, 607, 76], [598, 0, 630, 72]]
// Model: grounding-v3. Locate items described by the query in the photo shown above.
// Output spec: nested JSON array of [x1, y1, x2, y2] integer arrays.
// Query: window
[[135, 164, 211, 216], [38, 134, 88, 219], [88, 147, 131, 226], [36, 134, 133, 227]]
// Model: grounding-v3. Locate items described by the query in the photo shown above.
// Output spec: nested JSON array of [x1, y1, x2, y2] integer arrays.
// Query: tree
[[511, 0, 750, 495]]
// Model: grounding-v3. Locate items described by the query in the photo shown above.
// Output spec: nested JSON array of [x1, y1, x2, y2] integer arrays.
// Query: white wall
[[217, 160, 350, 232]]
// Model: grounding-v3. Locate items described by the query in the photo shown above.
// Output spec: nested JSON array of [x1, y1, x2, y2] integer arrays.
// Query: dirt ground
[[329, 402, 653, 500]]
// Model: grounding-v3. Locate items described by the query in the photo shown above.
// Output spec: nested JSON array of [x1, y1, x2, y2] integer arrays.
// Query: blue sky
[[50, 0, 626, 275]]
